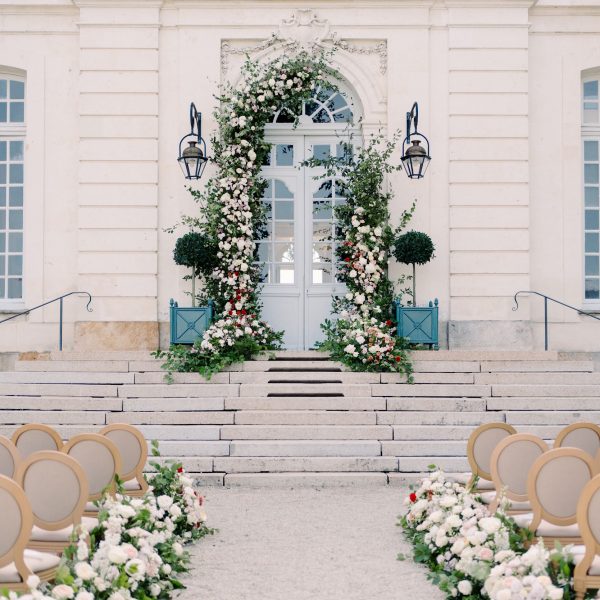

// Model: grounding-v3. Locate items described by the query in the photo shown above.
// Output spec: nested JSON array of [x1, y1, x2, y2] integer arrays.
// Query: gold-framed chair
[[459, 422, 517, 491], [61, 433, 122, 516], [513, 447, 598, 547], [488, 433, 549, 514], [11, 424, 63, 457], [14, 451, 93, 554], [100, 424, 148, 497], [0, 435, 21, 478], [0, 474, 59, 591], [554, 422, 600, 458], [573, 474, 600, 599]]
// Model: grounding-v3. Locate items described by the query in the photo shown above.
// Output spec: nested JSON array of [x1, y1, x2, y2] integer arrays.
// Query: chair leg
[[574, 580, 586, 600]]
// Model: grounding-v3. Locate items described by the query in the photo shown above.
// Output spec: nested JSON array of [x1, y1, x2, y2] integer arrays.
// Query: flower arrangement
[[307, 134, 415, 376], [400, 470, 585, 599], [157, 49, 339, 377]]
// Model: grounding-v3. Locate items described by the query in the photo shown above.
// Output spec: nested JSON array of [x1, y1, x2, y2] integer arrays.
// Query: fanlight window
[[271, 86, 354, 125]]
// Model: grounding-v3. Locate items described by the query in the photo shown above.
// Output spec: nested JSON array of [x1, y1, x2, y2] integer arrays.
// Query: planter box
[[169, 299, 214, 345], [393, 299, 439, 349]]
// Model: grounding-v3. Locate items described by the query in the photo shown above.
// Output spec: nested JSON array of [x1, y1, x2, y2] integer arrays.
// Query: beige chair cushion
[[572, 549, 600, 575], [85, 501, 99, 513], [479, 491, 531, 510], [0, 549, 60, 583], [30, 516, 98, 542], [452, 473, 495, 490], [123, 479, 141, 492], [513, 513, 580, 537]]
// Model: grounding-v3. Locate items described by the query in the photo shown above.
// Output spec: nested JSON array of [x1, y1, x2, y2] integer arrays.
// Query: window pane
[[275, 144, 293, 167], [9, 102, 24, 123], [274, 200, 293, 220], [333, 108, 353, 123], [586, 255, 600, 276], [585, 187, 599, 207], [0, 256, 4, 276], [0, 233, 4, 251], [7, 277, 22, 299], [312, 108, 331, 124], [0, 279, 4, 298], [0, 103, 6, 123], [0, 141, 5, 162], [8, 255, 22, 276], [336, 143, 353, 162], [0, 188, 5, 207], [256, 242, 270, 263], [0, 80, 6, 99], [9, 141, 23, 161], [584, 80, 598, 99], [274, 180, 293, 199], [0, 209, 5, 229], [584, 104, 599, 124], [8, 209, 22, 229], [585, 141, 599, 161], [9, 164, 23, 184], [8, 232, 22, 252], [0, 165, 6, 184], [585, 278, 600, 299], [313, 200, 332, 219], [313, 145, 330, 161], [274, 243, 294, 263], [313, 265, 332, 284], [262, 180, 273, 199], [313, 243, 333, 263], [274, 265, 294, 284], [274, 222, 293, 241], [585, 164, 599, 184], [313, 222, 332, 242], [9, 80, 24, 100], [9, 187, 22, 207], [586, 232, 600, 253], [314, 180, 333, 199]]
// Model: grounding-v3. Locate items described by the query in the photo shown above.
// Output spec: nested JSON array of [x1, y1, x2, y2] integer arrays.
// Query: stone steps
[[1, 350, 597, 485]]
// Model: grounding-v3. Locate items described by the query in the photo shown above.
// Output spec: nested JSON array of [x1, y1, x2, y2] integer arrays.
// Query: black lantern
[[401, 102, 431, 179], [178, 102, 208, 180]]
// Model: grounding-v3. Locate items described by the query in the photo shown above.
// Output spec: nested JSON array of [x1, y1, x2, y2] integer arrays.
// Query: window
[[0, 72, 25, 302], [271, 86, 354, 125]]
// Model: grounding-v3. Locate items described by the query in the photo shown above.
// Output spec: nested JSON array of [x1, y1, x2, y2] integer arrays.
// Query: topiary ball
[[393, 231, 435, 266], [173, 231, 217, 276]]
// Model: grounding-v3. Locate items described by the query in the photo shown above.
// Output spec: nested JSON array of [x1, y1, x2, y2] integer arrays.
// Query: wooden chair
[[459, 423, 517, 491], [0, 435, 21, 478], [514, 448, 598, 547], [0, 474, 59, 591], [14, 451, 93, 554], [488, 433, 549, 514], [100, 424, 148, 497], [11, 424, 63, 457], [61, 433, 122, 516], [574, 474, 600, 599], [554, 422, 600, 458]]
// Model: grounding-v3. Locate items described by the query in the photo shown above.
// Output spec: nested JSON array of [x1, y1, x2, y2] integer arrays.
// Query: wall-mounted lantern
[[401, 102, 431, 179], [177, 102, 208, 180]]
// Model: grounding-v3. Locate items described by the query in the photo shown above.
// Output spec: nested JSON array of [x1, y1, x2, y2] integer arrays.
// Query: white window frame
[[0, 68, 26, 311]]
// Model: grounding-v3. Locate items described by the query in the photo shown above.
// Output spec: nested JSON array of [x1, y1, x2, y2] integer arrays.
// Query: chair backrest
[[490, 433, 549, 502], [11, 424, 63, 457], [62, 434, 122, 501], [575, 474, 600, 581], [0, 474, 33, 581], [528, 447, 597, 530], [99, 424, 147, 483], [554, 422, 600, 458], [467, 423, 517, 481], [0, 435, 20, 478], [15, 451, 88, 531]]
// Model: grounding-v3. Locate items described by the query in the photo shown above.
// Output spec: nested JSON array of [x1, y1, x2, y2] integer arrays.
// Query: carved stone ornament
[[221, 9, 387, 76]]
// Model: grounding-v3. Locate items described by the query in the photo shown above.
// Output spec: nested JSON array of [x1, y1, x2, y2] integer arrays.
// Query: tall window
[[0, 73, 25, 302]]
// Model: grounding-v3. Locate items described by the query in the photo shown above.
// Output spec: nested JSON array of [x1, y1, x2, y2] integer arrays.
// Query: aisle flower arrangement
[[307, 134, 415, 377], [400, 470, 581, 599], [3, 451, 213, 600]]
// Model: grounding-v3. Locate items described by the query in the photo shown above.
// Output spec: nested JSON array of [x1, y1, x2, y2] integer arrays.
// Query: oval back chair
[[100, 424, 148, 496], [62, 433, 122, 510], [574, 474, 600, 600], [11, 424, 63, 457], [554, 423, 600, 458], [489, 433, 548, 513], [14, 451, 90, 554], [467, 422, 517, 488], [525, 447, 597, 546], [0, 474, 59, 591], [0, 436, 21, 478]]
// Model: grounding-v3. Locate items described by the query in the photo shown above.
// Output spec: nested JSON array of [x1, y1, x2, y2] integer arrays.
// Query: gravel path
[[178, 486, 444, 600]]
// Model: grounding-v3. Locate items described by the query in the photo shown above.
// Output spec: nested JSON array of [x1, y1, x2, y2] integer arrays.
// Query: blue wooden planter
[[393, 299, 439, 349], [169, 299, 214, 345]]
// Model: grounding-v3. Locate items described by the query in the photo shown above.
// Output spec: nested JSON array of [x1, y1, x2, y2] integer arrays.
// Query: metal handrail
[[513, 290, 600, 351], [0, 291, 93, 351]]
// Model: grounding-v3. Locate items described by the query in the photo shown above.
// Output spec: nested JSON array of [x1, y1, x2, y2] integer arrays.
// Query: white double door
[[258, 135, 349, 349]]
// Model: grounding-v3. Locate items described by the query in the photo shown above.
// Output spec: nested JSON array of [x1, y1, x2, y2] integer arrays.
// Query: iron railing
[[513, 290, 600, 351], [0, 291, 93, 351]]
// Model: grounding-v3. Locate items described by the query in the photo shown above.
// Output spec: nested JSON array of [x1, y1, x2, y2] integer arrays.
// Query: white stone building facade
[[1, 0, 599, 352]]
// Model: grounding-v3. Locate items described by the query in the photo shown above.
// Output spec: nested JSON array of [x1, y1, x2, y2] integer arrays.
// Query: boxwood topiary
[[393, 231, 435, 306]]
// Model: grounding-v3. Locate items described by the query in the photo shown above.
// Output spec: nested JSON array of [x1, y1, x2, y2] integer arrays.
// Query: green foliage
[[173, 231, 218, 278], [393, 230, 435, 266]]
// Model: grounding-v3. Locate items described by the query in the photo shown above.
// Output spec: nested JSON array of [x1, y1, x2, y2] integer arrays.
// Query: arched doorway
[[257, 83, 362, 349]]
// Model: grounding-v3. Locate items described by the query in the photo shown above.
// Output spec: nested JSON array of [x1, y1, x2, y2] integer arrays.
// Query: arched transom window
[[271, 85, 355, 125]]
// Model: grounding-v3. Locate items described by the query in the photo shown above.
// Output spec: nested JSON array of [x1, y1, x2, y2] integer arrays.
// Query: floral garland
[[400, 470, 581, 599], [309, 134, 414, 376], [158, 49, 339, 378], [4, 448, 212, 600]]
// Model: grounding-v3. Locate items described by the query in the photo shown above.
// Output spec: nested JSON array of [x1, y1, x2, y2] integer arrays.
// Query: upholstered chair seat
[[513, 513, 581, 537], [479, 491, 531, 511], [452, 473, 496, 490], [30, 517, 98, 543], [0, 549, 60, 584]]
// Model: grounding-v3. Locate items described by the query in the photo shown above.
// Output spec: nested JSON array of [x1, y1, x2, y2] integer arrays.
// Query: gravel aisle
[[178, 486, 444, 600]]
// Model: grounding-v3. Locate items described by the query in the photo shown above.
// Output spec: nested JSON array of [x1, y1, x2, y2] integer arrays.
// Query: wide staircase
[[0, 350, 598, 486]]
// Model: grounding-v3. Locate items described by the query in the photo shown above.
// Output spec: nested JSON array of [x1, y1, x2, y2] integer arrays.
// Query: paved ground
[[178, 486, 444, 600]]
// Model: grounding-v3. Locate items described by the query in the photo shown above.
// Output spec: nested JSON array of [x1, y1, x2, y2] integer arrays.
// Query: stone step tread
[[269, 351, 331, 359], [234, 410, 377, 425], [381, 373, 475, 384], [386, 398, 487, 411], [0, 396, 122, 410], [398, 457, 469, 472], [243, 360, 345, 372], [229, 440, 382, 457], [220, 425, 393, 440], [391, 425, 563, 440], [117, 384, 239, 398], [410, 351, 559, 361], [377, 411, 499, 425], [231, 372, 381, 384], [213, 457, 399, 473], [477, 372, 600, 384], [122, 397, 225, 411], [372, 384, 491, 397], [152, 441, 231, 456], [239, 384, 371, 397], [488, 397, 600, 410], [491, 384, 600, 397], [382, 441, 466, 456], [15, 360, 131, 372], [480, 360, 594, 373], [106, 412, 235, 425], [505, 411, 600, 425], [0, 372, 135, 384], [128, 361, 167, 372], [49, 351, 155, 361], [223, 472, 389, 487], [225, 397, 386, 411], [0, 410, 107, 425], [133, 372, 229, 384], [0, 383, 118, 397]]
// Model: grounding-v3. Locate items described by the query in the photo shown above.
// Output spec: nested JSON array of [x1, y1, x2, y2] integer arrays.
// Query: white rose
[[157, 495, 173, 510], [162, 564, 172, 575], [173, 542, 184, 557], [479, 517, 501, 535], [169, 504, 182, 518], [125, 558, 146, 579], [344, 344, 355, 354], [74, 562, 95, 581], [150, 584, 161, 597], [52, 585, 75, 599], [76, 592, 94, 600], [26, 575, 40, 589], [457, 580, 472, 595], [107, 546, 128, 565]]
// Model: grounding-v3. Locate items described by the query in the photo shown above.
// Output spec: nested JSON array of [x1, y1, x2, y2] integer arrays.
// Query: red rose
[[395, 356, 401, 362], [177, 467, 184, 473], [228, 310, 233, 316], [386, 320, 392, 327], [344, 257, 351, 262], [409, 492, 417, 503]]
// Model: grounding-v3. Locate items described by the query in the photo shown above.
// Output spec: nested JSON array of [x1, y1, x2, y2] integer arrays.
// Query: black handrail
[[513, 290, 600, 351], [0, 291, 93, 351]]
